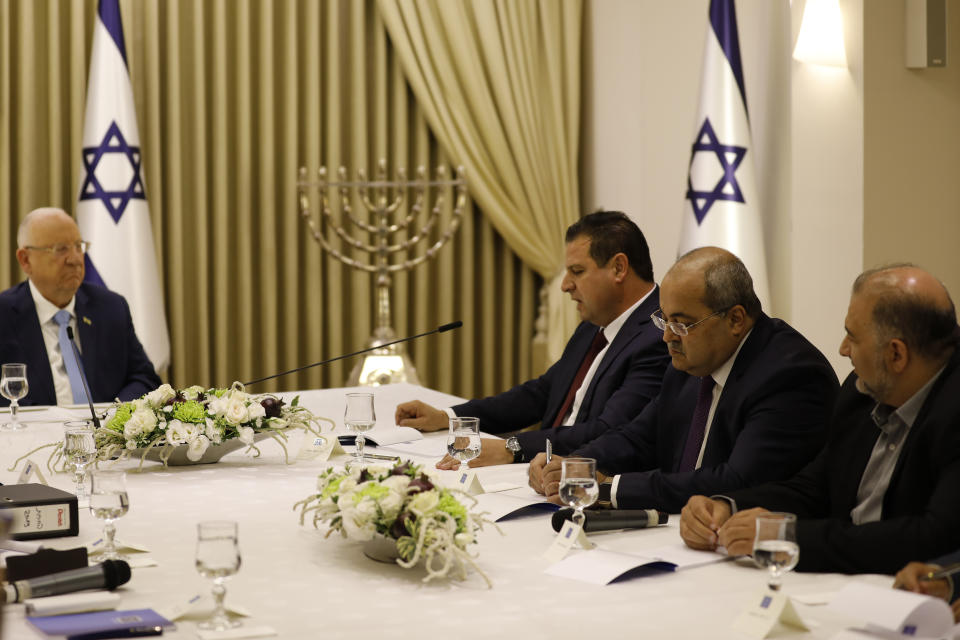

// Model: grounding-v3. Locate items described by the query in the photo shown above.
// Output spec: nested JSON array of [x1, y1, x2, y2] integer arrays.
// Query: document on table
[[545, 544, 729, 585], [336, 426, 422, 446], [473, 492, 559, 521], [828, 582, 955, 639]]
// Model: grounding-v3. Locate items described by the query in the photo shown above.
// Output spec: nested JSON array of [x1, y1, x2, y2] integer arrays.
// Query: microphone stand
[[65, 326, 102, 429]]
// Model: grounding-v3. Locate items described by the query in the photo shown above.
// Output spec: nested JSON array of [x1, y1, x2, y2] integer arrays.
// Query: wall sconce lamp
[[793, 0, 848, 67]]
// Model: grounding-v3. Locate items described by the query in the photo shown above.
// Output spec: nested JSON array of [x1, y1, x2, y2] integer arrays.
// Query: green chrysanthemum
[[171, 400, 206, 423], [105, 402, 134, 433], [437, 491, 468, 532], [352, 482, 390, 505]]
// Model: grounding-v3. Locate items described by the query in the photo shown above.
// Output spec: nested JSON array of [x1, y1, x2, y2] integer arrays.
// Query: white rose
[[187, 435, 211, 461], [378, 490, 404, 521], [224, 398, 249, 425], [247, 402, 266, 420], [145, 384, 176, 408], [382, 475, 411, 494], [166, 419, 189, 445], [340, 510, 376, 541], [124, 408, 157, 439], [204, 418, 222, 444], [408, 490, 439, 515], [237, 426, 255, 445], [182, 385, 205, 400]]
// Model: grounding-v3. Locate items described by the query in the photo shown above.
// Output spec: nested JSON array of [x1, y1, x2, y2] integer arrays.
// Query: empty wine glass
[[344, 393, 375, 468], [753, 512, 799, 591], [446, 417, 481, 472], [1, 363, 29, 431], [63, 420, 96, 505], [559, 457, 599, 530], [196, 521, 242, 631], [89, 470, 129, 561]]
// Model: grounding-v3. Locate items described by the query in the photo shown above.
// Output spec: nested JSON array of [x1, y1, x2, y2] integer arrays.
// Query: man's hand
[[528, 452, 548, 494], [715, 507, 771, 556], [894, 562, 951, 601], [436, 438, 513, 470], [540, 455, 567, 505], [679, 496, 733, 551], [394, 400, 449, 432]]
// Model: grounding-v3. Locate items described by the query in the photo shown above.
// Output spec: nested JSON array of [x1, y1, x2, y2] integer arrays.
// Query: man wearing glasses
[[531, 246, 839, 513], [0, 207, 160, 406]]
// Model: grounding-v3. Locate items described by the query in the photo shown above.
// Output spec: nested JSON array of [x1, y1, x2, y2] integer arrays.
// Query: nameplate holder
[[732, 588, 810, 639], [456, 470, 484, 495], [543, 520, 594, 564], [297, 435, 341, 462], [18, 459, 48, 486]]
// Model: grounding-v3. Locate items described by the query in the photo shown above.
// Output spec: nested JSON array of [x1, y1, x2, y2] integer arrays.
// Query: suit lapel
[[11, 283, 57, 405]]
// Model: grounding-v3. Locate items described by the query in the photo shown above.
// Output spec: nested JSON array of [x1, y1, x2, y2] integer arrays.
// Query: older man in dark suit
[[681, 265, 960, 575], [531, 247, 838, 513], [395, 211, 670, 468], [0, 207, 160, 406]]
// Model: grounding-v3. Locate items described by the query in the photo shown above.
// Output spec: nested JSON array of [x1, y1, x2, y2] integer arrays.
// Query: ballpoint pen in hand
[[546, 439, 553, 464], [921, 562, 960, 581]]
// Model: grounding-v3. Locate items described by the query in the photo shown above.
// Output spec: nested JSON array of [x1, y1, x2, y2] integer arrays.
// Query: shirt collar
[[28, 279, 76, 325], [709, 327, 754, 389], [601, 285, 656, 345], [872, 363, 947, 431]]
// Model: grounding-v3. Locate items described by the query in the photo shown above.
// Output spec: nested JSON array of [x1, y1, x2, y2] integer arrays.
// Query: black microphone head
[[66, 326, 75, 340], [551, 508, 574, 532], [438, 320, 463, 333], [100, 559, 132, 590]]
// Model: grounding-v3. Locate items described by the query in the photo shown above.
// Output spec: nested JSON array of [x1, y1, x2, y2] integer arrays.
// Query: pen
[[921, 561, 960, 581], [546, 439, 552, 464], [361, 453, 400, 462]]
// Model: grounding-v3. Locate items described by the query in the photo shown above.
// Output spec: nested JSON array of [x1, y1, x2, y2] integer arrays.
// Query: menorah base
[[346, 331, 421, 387]]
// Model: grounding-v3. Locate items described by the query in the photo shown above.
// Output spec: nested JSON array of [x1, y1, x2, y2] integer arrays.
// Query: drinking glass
[[89, 470, 129, 561], [344, 393, 375, 468], [1, 363, 29, 431], [559, 457, 599, 529], [196, 521, 242, 631], [63, 420, 96, 505], [446, 417, 481, 471], [753, 512, 800, 591]]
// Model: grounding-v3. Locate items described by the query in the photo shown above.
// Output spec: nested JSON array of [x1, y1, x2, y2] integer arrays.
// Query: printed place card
[[543, 520, 594, 563], [732, 588, 810, 639], [456, 470, 485, 495]]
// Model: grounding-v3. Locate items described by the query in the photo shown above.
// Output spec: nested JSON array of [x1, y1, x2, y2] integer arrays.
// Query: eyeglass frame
[[23, 241, 91, 257], [650, 307, 731, 337]]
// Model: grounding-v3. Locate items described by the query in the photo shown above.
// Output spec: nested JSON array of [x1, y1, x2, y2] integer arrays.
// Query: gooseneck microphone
[[1, 559, 131, 603], [551, 508, 668, 533], [243, 321, 463, 386], [64, 326, 101, 429]]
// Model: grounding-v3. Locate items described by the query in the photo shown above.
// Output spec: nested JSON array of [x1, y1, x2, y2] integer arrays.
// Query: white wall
[[582, 0, 863, 375]]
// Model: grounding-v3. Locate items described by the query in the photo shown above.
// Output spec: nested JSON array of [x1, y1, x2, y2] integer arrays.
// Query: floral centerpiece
[[97, 383, 328, 465], [295, 460, 497, 586]]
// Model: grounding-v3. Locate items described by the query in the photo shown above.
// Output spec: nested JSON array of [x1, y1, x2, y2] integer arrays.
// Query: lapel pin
[[82, 316, 92, 326]]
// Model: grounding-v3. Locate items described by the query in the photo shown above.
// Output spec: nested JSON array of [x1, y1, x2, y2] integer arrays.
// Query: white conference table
[[0, 383, 897, 640]]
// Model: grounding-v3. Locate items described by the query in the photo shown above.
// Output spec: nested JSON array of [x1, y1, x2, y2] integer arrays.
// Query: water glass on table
[[559, 457, 599, 529], [446, 417, 480, 472], [344, 392, 376, 468], [90, 470, 129, 561], [63, 420, 96, 505], [753, 512, 799, 591], [1, 363, 29, 430], [196, 520, 242, 631]]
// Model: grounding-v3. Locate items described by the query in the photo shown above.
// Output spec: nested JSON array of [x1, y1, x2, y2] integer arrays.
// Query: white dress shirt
[[28, 280, 82, 406]]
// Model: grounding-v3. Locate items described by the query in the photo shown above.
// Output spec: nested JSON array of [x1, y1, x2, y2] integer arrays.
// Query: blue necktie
[[53, 310, 88, 404]]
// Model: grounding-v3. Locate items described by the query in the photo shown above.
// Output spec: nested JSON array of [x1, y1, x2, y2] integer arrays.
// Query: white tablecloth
[[0, 384, 896, 639]]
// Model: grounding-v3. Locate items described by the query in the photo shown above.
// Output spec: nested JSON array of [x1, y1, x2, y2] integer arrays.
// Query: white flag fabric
[[680, 0, 770, 310], [77, 0, 170, 371]]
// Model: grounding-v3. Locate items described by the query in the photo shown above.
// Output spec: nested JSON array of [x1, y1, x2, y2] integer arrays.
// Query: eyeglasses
[[650, 308, 728, 337], [24, 241, 90, 257]]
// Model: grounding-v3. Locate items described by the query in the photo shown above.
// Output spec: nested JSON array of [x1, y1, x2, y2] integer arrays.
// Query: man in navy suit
[[531, 247, 838, 513], [0, 208, 160, 406], [681, 265, 960, 575], [394, 211, 670, 467]]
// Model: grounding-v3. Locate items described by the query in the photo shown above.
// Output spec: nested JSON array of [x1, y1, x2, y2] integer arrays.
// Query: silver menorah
[[297, 160, 467, 386]]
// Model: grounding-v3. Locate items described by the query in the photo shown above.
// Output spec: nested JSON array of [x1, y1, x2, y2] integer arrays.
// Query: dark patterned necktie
[[678, 376, 716, 471], [551, 329, 608, 428]]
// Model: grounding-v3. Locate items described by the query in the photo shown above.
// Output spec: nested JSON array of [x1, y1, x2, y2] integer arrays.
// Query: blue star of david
[[685, 118, 747, 225], [79, 120, 146, 224]]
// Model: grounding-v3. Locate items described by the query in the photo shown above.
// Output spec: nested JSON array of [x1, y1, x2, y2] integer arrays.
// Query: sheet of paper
[[828, 582, 954, 639], [197, 625, 278, 640], [335, 426, 422, 446], [472, 492, 558, 521], [544, 548, 663, 585], [376, 438, 448, 458], [639, 543, 729, 570]]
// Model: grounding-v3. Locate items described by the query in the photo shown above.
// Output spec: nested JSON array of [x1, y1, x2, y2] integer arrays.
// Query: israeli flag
[[77, 0, 170, 371], [680, 0, 770, 309]]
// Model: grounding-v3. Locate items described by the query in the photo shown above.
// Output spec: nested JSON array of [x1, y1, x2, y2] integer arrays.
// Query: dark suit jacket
[[727, 348, 960, 575], [453, 288, 669, 458], [576, 314, 839, 513], [0, 281, 161, 405]]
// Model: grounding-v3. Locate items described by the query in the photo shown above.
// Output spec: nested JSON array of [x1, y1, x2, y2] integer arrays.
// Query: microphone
[[243, 321, 463, 386], [64, 326, 101, 429], [1, 559, 131, 603], [551, 508, 668, 533]]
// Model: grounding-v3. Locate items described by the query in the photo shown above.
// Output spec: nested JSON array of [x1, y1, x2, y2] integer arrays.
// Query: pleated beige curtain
[[378, 0, 583, 360], [0, 0, 538, 399]]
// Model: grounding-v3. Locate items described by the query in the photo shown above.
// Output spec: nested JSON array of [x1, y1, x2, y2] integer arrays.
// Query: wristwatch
[[505, 437, 523, 463]]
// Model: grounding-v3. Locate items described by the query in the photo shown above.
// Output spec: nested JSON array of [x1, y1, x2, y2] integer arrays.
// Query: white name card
[[732, 588, 810, 639]]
